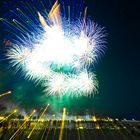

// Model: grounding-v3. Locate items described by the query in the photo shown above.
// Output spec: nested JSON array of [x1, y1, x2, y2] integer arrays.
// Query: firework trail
[[1, 0, 106, 96]]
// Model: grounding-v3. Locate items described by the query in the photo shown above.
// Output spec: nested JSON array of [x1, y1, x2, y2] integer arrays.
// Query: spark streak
[[9, 109, 36, 140], [0, 91, 11, 98], [27, 104, 49, 138], [0, 109, 17, 123], [59, 107, 66, 140]]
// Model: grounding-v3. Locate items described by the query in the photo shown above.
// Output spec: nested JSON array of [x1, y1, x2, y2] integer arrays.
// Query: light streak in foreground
[[27, 104, 50, 139], [0, 109, 17, 123], [59, 107, 66, 140], [9, 109, 36, 140]]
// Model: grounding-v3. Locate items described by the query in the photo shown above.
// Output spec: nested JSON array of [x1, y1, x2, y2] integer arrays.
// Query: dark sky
[[87, 0, 140, 118], [0, 0, 140, 119]]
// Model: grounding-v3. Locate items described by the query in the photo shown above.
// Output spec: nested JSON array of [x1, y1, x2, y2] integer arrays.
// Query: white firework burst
[[6, 45, 31, 72], [4, 0, 106, 97]]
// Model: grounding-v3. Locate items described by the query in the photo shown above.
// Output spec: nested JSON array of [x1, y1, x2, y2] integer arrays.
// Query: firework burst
[[1, 0, 106, 96]]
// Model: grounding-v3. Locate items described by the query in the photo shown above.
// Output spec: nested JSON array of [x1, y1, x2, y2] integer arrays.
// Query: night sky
[[0, 0, 140, 119]]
